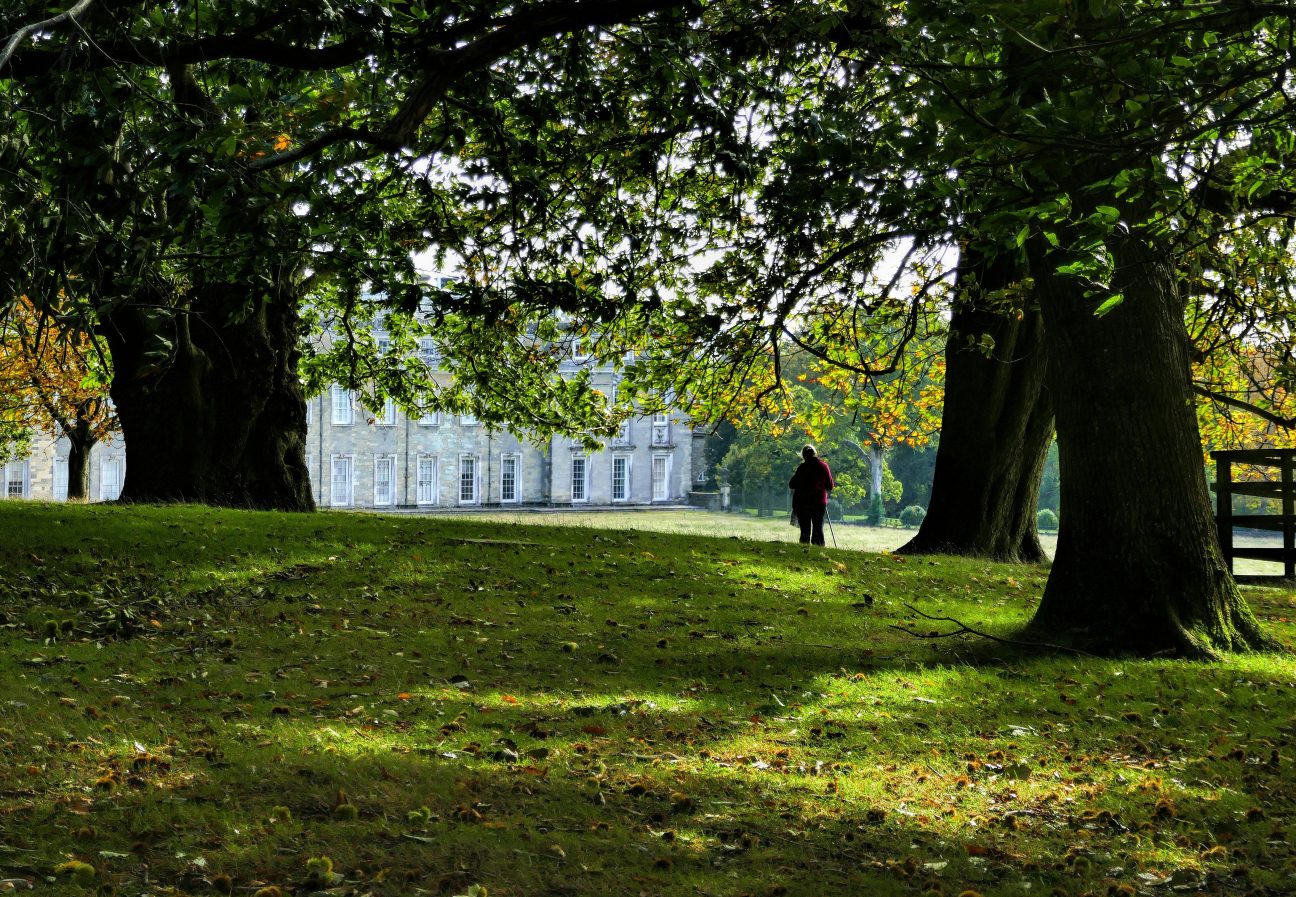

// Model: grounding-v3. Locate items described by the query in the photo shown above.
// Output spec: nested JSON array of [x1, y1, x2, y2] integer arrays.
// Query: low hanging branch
[[891, 602, 1099, 657], [0, 0, 96, 72]]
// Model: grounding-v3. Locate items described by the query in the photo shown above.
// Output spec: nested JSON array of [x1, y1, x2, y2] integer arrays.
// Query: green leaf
[[1093, 205, 1121, 224], [1093, 294, 1124, 317]]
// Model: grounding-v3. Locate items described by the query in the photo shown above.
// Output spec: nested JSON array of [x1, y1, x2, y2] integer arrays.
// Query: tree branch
[[249, 0, 693, 171], [1192, 383, 1296, 430], [6, 31, 375, 77], [891, 603, 1100, 657], [0, 0, 96, 73]]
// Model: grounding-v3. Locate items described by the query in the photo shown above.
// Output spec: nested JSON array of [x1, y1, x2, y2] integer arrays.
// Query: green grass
[[0, 503, 1294, 897]]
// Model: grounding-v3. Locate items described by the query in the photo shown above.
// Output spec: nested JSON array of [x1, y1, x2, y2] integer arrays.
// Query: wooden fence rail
[[1211, 448, 1296, 580]]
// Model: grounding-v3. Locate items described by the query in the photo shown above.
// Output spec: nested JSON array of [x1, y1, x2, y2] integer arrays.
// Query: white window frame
[[331, 386, 353, 426], [99, 458, 121, 501], [571, 455, 589, 503], [4, 459, 30, 500], [458, 454, 479, 505], [612, 454, 631, 503], [500, 453, 521, 504], [418, 337, 438, 368], [373, 455, 396, 507], [330, 455, 354, 508], [53, 457, 69, 502], [460, 412, 478, 426], [416, 454, 439, 505], [375, 397, 397, 427], [651, 453, 671, 502], [418, 410, 440, 427], [376, 333, 391, 355]]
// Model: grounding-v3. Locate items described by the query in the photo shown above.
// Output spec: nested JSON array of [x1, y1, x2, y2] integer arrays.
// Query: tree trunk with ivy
[[1025, 226, 1272, 657], [899, 251, 1053, 562], [103, 283, 313, 511]]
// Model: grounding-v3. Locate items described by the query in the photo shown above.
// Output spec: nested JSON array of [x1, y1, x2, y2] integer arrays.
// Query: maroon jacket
[[789, 457, 835, 509]]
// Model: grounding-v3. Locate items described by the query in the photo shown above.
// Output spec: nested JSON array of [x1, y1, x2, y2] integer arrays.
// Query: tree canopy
[[4, 0, 1296, 654]]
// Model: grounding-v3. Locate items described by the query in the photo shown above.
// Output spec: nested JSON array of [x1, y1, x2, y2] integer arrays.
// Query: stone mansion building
[[4, 361, 707, 510], [306, 369, 705, 509]]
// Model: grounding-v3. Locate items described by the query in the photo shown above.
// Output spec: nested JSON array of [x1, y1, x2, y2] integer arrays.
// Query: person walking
[[789, 444, 835, 546]]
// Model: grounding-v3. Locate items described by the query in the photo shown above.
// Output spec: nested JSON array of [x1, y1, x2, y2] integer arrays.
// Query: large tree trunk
[[899, 250, 1053, 562], [102, 283, 313, 511], [1026, 227, 1272, 657]]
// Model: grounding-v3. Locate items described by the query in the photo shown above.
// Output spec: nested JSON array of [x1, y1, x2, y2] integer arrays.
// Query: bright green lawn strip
[[0, 503, 1294, 897]]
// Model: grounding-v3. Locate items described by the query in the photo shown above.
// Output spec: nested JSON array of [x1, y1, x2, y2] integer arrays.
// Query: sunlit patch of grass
[[0, 502, 1293, 897]]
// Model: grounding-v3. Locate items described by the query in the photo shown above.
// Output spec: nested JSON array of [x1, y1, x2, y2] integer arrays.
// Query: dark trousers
[[797, 504, 826, 545]]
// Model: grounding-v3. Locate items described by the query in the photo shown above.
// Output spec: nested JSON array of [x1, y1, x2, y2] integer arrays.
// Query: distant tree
[[888, 441, 938, 513], [0, 297, 117, 499]]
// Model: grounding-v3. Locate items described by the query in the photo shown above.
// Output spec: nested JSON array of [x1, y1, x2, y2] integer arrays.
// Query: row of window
[[321, 387, 675, 446], [316, 452, 672, 507], [320, 453, 513, 507], [2, 449, 671, 507], [0, 458, 124, 502], [325, 386, 471, 428]]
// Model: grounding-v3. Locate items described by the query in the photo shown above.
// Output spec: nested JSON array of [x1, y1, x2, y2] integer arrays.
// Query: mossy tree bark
[[899, 249, 1053, 562], [1026, 227, 1273, 657], [103, 283, 313, 511]]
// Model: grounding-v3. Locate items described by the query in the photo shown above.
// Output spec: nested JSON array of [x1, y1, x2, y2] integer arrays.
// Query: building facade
[[5, 369, 706, 509], [2, 431, 127, 503], [307, 365, 707, 509]]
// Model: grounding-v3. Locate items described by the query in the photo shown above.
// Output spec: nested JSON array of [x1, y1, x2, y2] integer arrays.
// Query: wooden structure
[[1211, 448, 1296, 580]]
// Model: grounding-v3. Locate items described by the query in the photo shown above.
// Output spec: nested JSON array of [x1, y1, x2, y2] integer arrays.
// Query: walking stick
[[825, 507, 837, 548]]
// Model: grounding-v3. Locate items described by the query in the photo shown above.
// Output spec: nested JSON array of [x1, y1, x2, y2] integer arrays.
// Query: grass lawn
[[0, 503, 1294, 897]]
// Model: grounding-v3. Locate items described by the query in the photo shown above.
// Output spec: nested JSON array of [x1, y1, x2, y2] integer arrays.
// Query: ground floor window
[[330, 456, 353, 507], [374, 455, 395, 506], [53, 458, 68, 501], [571, 455, 589, 502], [612, 455, 630, 502], [4, 460, 29, 499], [651, 453, 671, 502], [459, 455, 478, 504], [500, 454, 520, 503], [99, 458, 121, 501], [417, 456, 438, 505]]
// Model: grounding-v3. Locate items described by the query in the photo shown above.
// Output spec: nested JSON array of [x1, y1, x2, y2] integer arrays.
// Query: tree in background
[[715, 339, 942, 522], [0, 297, 117, 499]]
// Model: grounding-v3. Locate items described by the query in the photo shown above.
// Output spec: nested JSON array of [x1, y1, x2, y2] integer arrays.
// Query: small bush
[[898, 505, 927, 527], [1037, 508, 1059, 531]]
